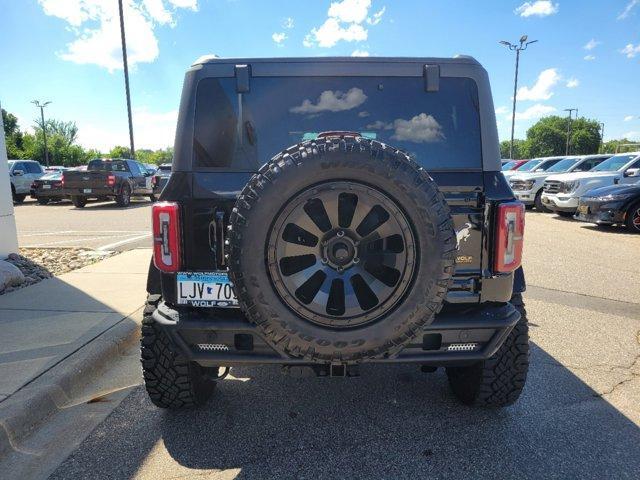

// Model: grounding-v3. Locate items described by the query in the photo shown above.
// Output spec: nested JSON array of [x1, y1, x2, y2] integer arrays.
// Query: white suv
[[8, 160, 45, 203], [541, 152, 640, 215], [509, 154, 610, 211]]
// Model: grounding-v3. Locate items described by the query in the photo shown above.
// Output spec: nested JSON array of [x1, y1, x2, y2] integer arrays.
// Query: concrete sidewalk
[[0, 248, 151, 459], [0, 248, 150, 401]]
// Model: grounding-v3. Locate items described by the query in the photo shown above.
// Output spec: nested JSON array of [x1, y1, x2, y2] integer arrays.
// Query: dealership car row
[[7, 154, 640, 233], [503, 151, 640, 232]]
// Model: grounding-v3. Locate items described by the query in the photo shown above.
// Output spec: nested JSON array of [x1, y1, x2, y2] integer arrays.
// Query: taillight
[[151, 175, 157, 187], [107, 174, 116, 187], [152, 202, 181, 273], [494, 202, 525, 273], [61, 175, 65, 187]]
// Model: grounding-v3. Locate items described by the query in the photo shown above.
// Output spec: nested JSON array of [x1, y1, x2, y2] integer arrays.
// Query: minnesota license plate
[[176, 272, 239, 307], [577, 205, 589, 215], [43, 184, 51, 189], [83, 188, 92, 193]]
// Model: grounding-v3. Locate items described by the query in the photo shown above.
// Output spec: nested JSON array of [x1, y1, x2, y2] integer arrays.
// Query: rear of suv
[[142, 56, 529, 409]]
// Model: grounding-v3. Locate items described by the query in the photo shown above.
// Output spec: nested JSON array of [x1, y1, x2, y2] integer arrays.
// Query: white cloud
[[624, 131, 640, 140], [283, 17, 294, 29], [304, 0, 383, 48], [495, 106, 509, 115], [583, 39, 600, 50], [290, 88, 367, 114], [351, 49, 370, 56], [366, 120, 393, 130], [358, 111, 370, 117], [305, 18, 367, 47], [514, 104, 556, 121], [517, 68, 560, 101], [624, 115, 635, 121], [566, 78, 579, 88], [367, 6, 385, 25], [621, 43, 640, 58], [328, 0, 371, 23], [514, 1, 559, 17], [272, 32, 287, 45], [618, 0, 639, 20], [391, 114, 444, 143], [584, 54, 596, 61], [38, 0, 197, 72]]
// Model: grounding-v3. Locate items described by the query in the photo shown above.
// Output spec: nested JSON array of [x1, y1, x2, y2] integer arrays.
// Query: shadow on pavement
[[50, 342, 640, 479]]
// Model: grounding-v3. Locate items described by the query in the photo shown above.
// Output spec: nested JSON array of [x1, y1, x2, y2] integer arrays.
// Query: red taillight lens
[[151, 175, 157, 187], [152, 202, 181, 273], [61, 175, 65, 187], [107, 174, 116, 187], [494, 202, 525, 273]]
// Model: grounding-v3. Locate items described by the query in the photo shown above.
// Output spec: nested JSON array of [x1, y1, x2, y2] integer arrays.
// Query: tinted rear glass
[[194, 76, 482, 170], [88, 159, 128, 172]]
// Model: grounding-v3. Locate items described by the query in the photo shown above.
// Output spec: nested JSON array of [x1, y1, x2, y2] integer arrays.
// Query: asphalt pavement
[[43, 211, 640, 479], [13, 197, 152, 251]]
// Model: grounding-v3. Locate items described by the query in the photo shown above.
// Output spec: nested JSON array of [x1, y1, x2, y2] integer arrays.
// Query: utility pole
[[31, 100, 51, 167], [599, 122, 605, 153], [564, 108, 577, 155], [500, 35, 538, 159], [118, 0, 135, 159]]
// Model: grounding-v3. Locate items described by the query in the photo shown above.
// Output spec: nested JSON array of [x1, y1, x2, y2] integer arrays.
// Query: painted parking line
[[97, 233, 152, 251]]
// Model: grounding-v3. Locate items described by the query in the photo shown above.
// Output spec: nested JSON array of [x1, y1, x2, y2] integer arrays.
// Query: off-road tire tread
[[228, 137, 456, 363], [446, 293, 529, 407], [140, 294, 215, 409]]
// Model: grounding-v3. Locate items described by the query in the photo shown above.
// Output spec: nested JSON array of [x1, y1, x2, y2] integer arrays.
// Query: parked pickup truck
[[541, 152, 640, 216], [63, 158, 156, 208], [509, 154, 610, 211]]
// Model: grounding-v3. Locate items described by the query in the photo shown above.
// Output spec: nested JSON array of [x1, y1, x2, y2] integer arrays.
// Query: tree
[[601, 138, 640, 154], [108, 145, 132, 159], [500, 139, 528, 159], [2, 108, 25, 159], [137, 147, 173, 165], [524, 116, 601, 157]]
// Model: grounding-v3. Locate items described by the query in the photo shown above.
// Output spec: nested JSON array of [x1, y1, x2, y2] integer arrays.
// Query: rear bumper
[[64, 187, 116, 197], [31, 189, 66, 198], [151, 301, 521, 367]]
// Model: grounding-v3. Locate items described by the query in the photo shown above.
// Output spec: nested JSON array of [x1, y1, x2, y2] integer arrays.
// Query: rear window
[[193, 76, 482, 170], [87, 159, 128, 172]]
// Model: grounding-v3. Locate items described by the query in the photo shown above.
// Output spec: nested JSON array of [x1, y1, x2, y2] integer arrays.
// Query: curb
[[0, 316, 140, 460]]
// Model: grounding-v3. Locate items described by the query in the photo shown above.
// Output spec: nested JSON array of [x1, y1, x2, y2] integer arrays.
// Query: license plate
[[83, 188, 92, 193], [577, 205, 589, 215], [176, 272, 239, 307], [43, 184, 51, 189]]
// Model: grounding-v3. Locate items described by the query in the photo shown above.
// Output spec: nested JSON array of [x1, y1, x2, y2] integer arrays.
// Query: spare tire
[[228, 137, 456, 363]]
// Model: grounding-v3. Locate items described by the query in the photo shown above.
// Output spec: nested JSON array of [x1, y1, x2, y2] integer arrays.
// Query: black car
[[30, 171, 66, 205], [575, 183, 640, 232], [151, 163, 171, 197], [141, 56, 528, 410], [63, 158, 155, 208]]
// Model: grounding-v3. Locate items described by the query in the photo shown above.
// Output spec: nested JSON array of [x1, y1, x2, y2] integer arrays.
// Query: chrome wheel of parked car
[[625, 202, 640, 233]]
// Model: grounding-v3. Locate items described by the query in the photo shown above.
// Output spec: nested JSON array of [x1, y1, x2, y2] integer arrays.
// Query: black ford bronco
[[142, 56, 528, 409]]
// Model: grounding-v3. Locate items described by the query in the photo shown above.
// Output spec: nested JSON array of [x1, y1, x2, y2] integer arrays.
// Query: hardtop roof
[[192, 55, 480, 67]]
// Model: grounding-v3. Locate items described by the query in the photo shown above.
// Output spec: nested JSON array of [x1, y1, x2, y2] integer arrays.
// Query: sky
[[0, 0, 639, 152]]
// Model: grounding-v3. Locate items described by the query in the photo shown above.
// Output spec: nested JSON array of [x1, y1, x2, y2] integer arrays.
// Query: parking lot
[[41, 211, 640, 479], [13, 197, 152, 251]]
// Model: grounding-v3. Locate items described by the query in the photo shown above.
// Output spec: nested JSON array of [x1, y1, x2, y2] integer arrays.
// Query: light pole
[[564, 108, 578, 155], [500, 35, 538, 159], [599, 122, 605, 153], [118, 0, 135, 159], [32, 100, 51, 167]]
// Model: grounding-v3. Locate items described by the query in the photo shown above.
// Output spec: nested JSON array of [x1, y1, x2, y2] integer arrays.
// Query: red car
[[501, 159, 529, 171]]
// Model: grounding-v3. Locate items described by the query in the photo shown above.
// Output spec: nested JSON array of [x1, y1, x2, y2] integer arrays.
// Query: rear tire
[[116, 184, 131, 207], [446, 294, 529, 407], [625, 201, 640, 233], [149, 194, 157, 202], [37, 197, 50, 205], [71, 196, 87, 208], [140, 295, 217, 409]]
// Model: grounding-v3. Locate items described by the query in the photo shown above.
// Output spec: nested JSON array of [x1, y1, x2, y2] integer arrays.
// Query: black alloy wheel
[[268, 181, 416, 327]]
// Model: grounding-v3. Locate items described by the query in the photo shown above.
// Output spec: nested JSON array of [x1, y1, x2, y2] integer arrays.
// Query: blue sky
[[0, 0, 639, 151]]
